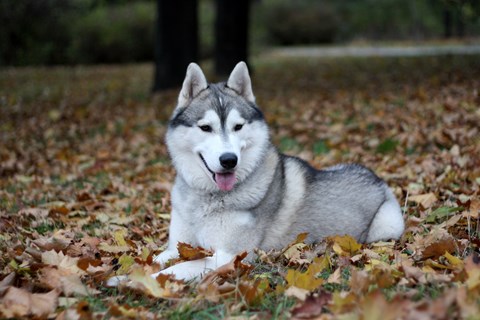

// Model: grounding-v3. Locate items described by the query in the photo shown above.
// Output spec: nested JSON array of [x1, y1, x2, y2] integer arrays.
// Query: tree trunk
[[214, 0, 251, 77], [152, 0, 198, 92], [443, 7, 453, 38]]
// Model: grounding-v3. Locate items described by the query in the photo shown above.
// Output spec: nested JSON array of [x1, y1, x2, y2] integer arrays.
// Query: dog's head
[[166, 62, 270, 192]]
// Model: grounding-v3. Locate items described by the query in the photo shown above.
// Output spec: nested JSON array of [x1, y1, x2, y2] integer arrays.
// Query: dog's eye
[[234, 124, 243, 131], [199, 125, 212, 132]]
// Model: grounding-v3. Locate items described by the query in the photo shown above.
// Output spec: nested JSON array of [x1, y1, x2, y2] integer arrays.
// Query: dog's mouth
[[199, 153, 236, 192]]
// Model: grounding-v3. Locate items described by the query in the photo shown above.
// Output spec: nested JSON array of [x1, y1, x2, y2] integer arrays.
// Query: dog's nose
[[219, 153, 237, 170]]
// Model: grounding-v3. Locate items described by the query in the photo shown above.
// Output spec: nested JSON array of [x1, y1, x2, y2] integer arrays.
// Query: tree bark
[[214, 0, 251, 77], [152, 0, 198, 92]]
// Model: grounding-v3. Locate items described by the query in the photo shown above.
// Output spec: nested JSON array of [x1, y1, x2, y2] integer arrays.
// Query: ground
[[0, 51, 479, 319]]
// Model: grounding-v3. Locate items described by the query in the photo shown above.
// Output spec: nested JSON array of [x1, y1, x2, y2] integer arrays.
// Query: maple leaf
[[41, 250, 84, 275], [128, 267, 166, 298], [39, 266, 99, 296], [330, 235, 362, 256], [411, 228, 457, 260], [285, 256, 327, 291], [33, 230, 74, 251]]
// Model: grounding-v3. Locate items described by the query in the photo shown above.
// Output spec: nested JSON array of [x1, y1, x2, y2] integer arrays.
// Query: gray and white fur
[[152, 62, 404, 280]]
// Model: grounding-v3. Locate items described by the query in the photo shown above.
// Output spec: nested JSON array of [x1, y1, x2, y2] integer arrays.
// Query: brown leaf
[[349, 269, 370, 295], [198, 252, 254, 302], [409, 193, 437, 208], [77, 257, 103, 271], [177, 242, 214, 261], [0, 287, 58, 318], [41, 250, 84, 275], [412, 228, 457, 260], [422, 236, 456, 260], [39, 266, 98, 296], [49, 206, 70, 215], [0, 273, 15, 295], [360, 291, 405, 320], [465, 254, 480, 291], [291, 291, 332, 319]]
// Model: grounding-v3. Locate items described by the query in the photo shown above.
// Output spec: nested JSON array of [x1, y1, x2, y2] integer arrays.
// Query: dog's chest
[[186, 195, 258, 250]]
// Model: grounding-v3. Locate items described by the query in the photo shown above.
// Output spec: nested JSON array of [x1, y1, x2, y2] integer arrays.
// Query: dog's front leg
[[153, 209, 195, 266], [151, 250, 235, 281]]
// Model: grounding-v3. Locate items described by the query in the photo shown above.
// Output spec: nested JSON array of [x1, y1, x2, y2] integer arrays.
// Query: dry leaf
[[285, 257, 327, 291], [177, 242, 214, 261], [409, 193, 437, 208], [291, 291, 332, 319], [330, 235, 362, 256], [128, 268, 166, 298], [0, 287, 58, 318], [464, 255, 480, 291]]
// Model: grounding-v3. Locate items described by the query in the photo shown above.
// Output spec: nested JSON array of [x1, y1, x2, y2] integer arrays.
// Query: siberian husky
[[152, 62, 404, 280]]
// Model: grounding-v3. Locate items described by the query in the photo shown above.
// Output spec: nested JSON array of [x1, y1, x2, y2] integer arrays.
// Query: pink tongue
[[215, 172, 236, 191]]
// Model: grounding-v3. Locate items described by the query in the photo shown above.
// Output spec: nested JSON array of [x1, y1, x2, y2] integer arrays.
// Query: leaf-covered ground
[[0, 53, 480, 319]]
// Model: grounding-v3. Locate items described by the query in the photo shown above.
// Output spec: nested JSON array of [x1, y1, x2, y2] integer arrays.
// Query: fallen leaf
[[349, 269, 370, 295], [177, 242, 214, 261], [360, 291, 405, 320], [285, 257, 327, 291], [98, 243, 130, 253], [39, 266, 98, 296], [0, 287, 58, 318], [128, 268, 166, 298], [41, 250, 84, 275], [291, 291, 332, 319], [409, 193, 437, 208], [422, 236, 456, 260], [464, 255, 480, 291], [426, 206, 463, 223], [330, 235, 362, 256]]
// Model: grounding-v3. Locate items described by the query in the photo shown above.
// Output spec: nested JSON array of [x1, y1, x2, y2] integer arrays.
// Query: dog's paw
[[153, 249, 179, 266], [151, 263, 202, 281], [105, 275, 129, 287]]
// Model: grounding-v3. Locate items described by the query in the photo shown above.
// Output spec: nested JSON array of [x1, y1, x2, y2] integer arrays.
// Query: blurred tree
[[441, 0, 480, 38], [214, 0, 251, 76], [0, 0, 75, 65], [152, 0, 198, 91]]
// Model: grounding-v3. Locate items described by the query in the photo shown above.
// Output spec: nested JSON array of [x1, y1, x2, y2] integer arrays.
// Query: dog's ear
[[178, 63, 208, 108], [227, 61, 255, 103]]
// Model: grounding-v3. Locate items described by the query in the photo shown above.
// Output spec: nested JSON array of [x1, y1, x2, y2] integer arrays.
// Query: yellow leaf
[[129, 268, 165, 298], [285, 257, 327, 291], [114, 229, 128, 246], [98, 243, 130, 253], [444, 252, 463, 269], [465, 256, 480, 291], [117, 254, 135, 274], [283, 242, 307, 262], [141, 247, 150, 260], [330, 235, 362, 256], [293, 232, 309, 244]]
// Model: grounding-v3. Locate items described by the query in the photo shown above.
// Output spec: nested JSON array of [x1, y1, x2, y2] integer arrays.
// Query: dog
[[152, 61, 404, 280]]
